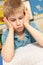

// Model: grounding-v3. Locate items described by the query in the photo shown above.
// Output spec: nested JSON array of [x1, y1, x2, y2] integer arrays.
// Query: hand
[[3, 17, 14, 30], [23, 10, 30, 27]]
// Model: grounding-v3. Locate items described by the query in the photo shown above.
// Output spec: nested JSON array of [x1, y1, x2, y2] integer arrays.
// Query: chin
[[16, 29, 24, 34], [17, 30, 23, 33], [15, 27, 24, 33]]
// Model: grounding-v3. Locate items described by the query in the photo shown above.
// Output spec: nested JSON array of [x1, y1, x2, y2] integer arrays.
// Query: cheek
[[21, 20, 24, 25], [13, 24, 16, 29], [11, 22, 16, 28]]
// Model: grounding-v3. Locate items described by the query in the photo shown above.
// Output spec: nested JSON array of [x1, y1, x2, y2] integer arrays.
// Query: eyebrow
[[10, 15, 24, 19], [9, 12, 25, 19]]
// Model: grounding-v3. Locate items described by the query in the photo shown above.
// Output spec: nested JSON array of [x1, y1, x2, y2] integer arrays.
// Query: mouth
[[17, 27, 22, 29]]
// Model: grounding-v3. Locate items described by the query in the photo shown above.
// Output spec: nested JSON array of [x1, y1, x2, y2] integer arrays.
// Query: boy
[[1, 0, 43, 62]]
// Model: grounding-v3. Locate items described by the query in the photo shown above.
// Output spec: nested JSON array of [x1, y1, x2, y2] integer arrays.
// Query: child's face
[[8, 10, 25, 34]]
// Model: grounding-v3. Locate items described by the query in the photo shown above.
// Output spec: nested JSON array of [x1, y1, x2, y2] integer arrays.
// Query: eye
[[19, 16, 23, 20], [10, 19, 16, 22]]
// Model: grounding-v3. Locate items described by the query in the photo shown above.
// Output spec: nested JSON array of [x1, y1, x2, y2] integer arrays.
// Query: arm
[[25, 23, 43, 47], [1, 17, 14, 62], [24, 10, 43, 47]]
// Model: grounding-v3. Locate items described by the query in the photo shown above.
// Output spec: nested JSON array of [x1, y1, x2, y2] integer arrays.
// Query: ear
[[23, 8, 27, 16]]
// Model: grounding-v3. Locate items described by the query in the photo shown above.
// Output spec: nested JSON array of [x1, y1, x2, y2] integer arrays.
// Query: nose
[[16, 20, 20, 26]]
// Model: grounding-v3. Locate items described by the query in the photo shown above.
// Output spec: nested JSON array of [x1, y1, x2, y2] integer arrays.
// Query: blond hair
[[3, 0, 25, 18]]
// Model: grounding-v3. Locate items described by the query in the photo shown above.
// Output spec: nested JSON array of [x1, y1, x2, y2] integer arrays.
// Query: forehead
[[8, 9, 24, 19]]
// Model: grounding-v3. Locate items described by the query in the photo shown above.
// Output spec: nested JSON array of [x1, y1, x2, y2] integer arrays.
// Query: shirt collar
[[24, 29, 30, 37], [14, 33, 18, 39], [14, 29, 30, 39]]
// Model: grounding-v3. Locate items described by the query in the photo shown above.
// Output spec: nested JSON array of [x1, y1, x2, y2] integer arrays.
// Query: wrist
[[9, 28, 14, 32], [24, 22, 30, 28]]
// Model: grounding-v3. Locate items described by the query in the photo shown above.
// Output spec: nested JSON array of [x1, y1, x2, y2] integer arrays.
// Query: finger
[[25, 8, 30, 18], [9, 21, 15, 29], [3, 17, 9, 24], [3, 17, 11, 26]]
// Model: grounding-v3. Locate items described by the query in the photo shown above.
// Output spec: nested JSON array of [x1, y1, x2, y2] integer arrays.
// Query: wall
[[34, 14, 43, 32]]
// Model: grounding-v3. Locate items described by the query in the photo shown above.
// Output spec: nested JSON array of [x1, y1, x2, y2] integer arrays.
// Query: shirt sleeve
[[2, 29, 8, 45], [30, 21, 40, 43]]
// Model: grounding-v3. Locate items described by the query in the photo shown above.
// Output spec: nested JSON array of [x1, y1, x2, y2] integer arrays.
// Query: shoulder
[[30, 21, 37, 27], [2, 29, 9, 37], [30, 21, 40, 30]]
